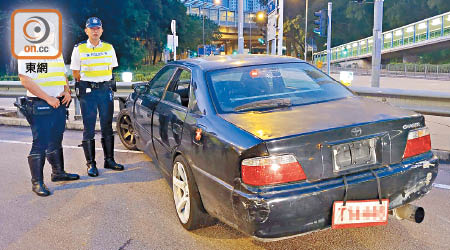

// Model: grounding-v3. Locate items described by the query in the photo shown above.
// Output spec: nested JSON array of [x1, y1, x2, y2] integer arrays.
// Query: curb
[[432, 150, 450, 164]]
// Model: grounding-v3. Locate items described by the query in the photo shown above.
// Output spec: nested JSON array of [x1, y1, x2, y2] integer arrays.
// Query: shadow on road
[[51, 161, 163, 191], [192, 222, 247, 240]]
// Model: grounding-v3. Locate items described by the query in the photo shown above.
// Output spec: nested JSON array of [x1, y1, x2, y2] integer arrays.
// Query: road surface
[[0, 126, 449, 250]]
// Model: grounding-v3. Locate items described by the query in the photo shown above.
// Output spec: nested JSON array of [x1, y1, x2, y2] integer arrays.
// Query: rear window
[[206, 62, 353, 113]]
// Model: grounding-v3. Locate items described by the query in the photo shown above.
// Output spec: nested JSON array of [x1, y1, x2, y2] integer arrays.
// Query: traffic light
[[258, 23, 267, 45], [188, 50, 198, 58], [313, 10, 327, 37]]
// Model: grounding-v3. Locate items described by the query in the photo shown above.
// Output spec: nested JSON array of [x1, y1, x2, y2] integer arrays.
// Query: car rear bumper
[[231, 152, 439, 240]]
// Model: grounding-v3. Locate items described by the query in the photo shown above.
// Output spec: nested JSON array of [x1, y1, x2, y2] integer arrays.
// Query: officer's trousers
[[79, 86, 114, 140], [29, 99, 66, 155]]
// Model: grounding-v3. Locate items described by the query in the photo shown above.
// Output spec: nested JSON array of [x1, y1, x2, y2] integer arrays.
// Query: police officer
[[70, 17, 124, 177], [18, 53, 80, 197]]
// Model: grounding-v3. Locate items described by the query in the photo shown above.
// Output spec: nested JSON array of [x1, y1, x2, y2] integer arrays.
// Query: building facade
[[202, 0, 262, 12], [183, 0, 266, 55]]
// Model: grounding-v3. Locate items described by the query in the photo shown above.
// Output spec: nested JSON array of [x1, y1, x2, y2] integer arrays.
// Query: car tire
[[116, 109, 138, 150], [172, 155, 215, 230]]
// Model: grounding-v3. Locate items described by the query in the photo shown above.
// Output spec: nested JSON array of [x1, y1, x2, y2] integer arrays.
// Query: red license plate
[[332, 199, 389, 229]]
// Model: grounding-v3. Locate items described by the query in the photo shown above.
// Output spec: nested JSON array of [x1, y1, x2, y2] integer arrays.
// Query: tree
[[284, 15, 305, 57], [0, 0, 222, 73], [67, 0, 151, 69], [178, 15, 221, 52]]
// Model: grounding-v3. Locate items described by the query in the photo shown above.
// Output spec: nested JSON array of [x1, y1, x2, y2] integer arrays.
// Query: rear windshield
[[206, 62, 353, 113]]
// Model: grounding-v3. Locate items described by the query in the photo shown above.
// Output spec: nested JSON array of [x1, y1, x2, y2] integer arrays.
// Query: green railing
[[314, 11, 450, 64]]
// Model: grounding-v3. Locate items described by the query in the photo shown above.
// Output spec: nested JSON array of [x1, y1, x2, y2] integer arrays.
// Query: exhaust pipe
[[390, 204, 425, 223]]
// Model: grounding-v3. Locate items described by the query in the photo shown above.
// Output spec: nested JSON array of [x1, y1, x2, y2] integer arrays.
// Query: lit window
[[431, 18, 441, 26], [417, 23, 427, 30]]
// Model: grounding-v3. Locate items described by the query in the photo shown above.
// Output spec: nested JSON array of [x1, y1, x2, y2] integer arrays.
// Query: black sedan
[[117, 55, 438, 240]]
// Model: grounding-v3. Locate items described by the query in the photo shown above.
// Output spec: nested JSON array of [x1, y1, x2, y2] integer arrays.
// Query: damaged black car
[[117, 55, 438, 240]]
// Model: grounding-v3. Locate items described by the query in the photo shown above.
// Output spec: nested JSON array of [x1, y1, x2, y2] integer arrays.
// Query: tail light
[[403, 127, 431, 159], [241, 154, 306, 186]]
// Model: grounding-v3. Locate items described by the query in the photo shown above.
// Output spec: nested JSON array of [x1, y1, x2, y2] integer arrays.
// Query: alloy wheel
[[173, 161, 190, 224], [118, 113, 136, 149]]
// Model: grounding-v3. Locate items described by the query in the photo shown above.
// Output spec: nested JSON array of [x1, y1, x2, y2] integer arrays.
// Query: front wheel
[[172, 155, 215, 230], [116, 109, 137, 150]]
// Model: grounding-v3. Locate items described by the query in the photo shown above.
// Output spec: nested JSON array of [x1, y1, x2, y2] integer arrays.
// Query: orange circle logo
[[23, 16, 50, 44]]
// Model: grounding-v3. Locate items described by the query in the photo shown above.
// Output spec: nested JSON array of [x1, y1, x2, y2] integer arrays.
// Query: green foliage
[[0, 75, 19, 81], [417, 49, 450, 64], [178, 15, 221, 51], [284, 15, 306, 57], [427, 0, 450, 13], [0, 0, 221, 75]]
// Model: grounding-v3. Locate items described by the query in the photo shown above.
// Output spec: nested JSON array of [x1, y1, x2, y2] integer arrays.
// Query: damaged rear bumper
[[231, 152, 439, 240]]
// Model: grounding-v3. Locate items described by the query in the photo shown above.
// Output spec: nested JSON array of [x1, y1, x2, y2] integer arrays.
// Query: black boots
[[28, 154, 51, 197], [47, 148, 80, 182], [101, 135, 124, 171], [82, 136, 124, 177], [82, 139, 99, 177]]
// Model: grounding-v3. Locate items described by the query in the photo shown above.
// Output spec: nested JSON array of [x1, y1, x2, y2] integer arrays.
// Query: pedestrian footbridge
[[313, 11, 450, 65]]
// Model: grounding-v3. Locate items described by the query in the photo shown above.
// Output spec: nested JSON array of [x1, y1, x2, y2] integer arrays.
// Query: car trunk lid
[[220, 96, 424, 181]]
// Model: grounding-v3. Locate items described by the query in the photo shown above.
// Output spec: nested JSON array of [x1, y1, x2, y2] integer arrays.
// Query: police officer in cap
[[70, 17, 124, 177], [18, 50, 80, 196]]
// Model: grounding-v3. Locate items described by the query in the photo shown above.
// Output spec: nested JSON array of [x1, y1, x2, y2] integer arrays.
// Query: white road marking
[[0, 139, 143, 154], [433, 183, 450, 190]]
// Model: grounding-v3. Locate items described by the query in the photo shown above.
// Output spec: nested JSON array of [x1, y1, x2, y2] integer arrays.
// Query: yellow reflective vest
[[33, 55, 66, 87], [78, 42, 114, 81]]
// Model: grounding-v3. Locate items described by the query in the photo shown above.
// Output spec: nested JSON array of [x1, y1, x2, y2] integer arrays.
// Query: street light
[[202, 9, 205, 57], [350, 0, 383, 87], [254, 11, 267, 54], [256, 10, 269, 54], [249, 13, 255, 54], [305, 0, 308, 61], [248, 11, 266, 54], [256, 11, 265, 21]]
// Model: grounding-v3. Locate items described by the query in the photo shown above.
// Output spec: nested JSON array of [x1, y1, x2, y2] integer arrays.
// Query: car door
[[152, 67, 192, 174], [134, 66, 177, 156]]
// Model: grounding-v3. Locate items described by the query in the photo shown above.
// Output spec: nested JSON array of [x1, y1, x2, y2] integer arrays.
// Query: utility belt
[[14, 96, 70, 123], [75, 77, 117, 98]]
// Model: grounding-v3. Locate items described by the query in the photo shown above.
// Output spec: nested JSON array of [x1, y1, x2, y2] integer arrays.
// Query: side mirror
[[134, 83, 149, 95]]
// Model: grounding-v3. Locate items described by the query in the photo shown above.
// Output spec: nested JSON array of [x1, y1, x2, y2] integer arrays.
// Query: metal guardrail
[[0, 81, 135, 89], [1, 81, 450, 117], [0, 81, 136, 119]]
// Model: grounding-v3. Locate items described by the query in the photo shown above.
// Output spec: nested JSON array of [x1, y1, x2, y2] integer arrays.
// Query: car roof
[[168, 54, 305, 71]]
